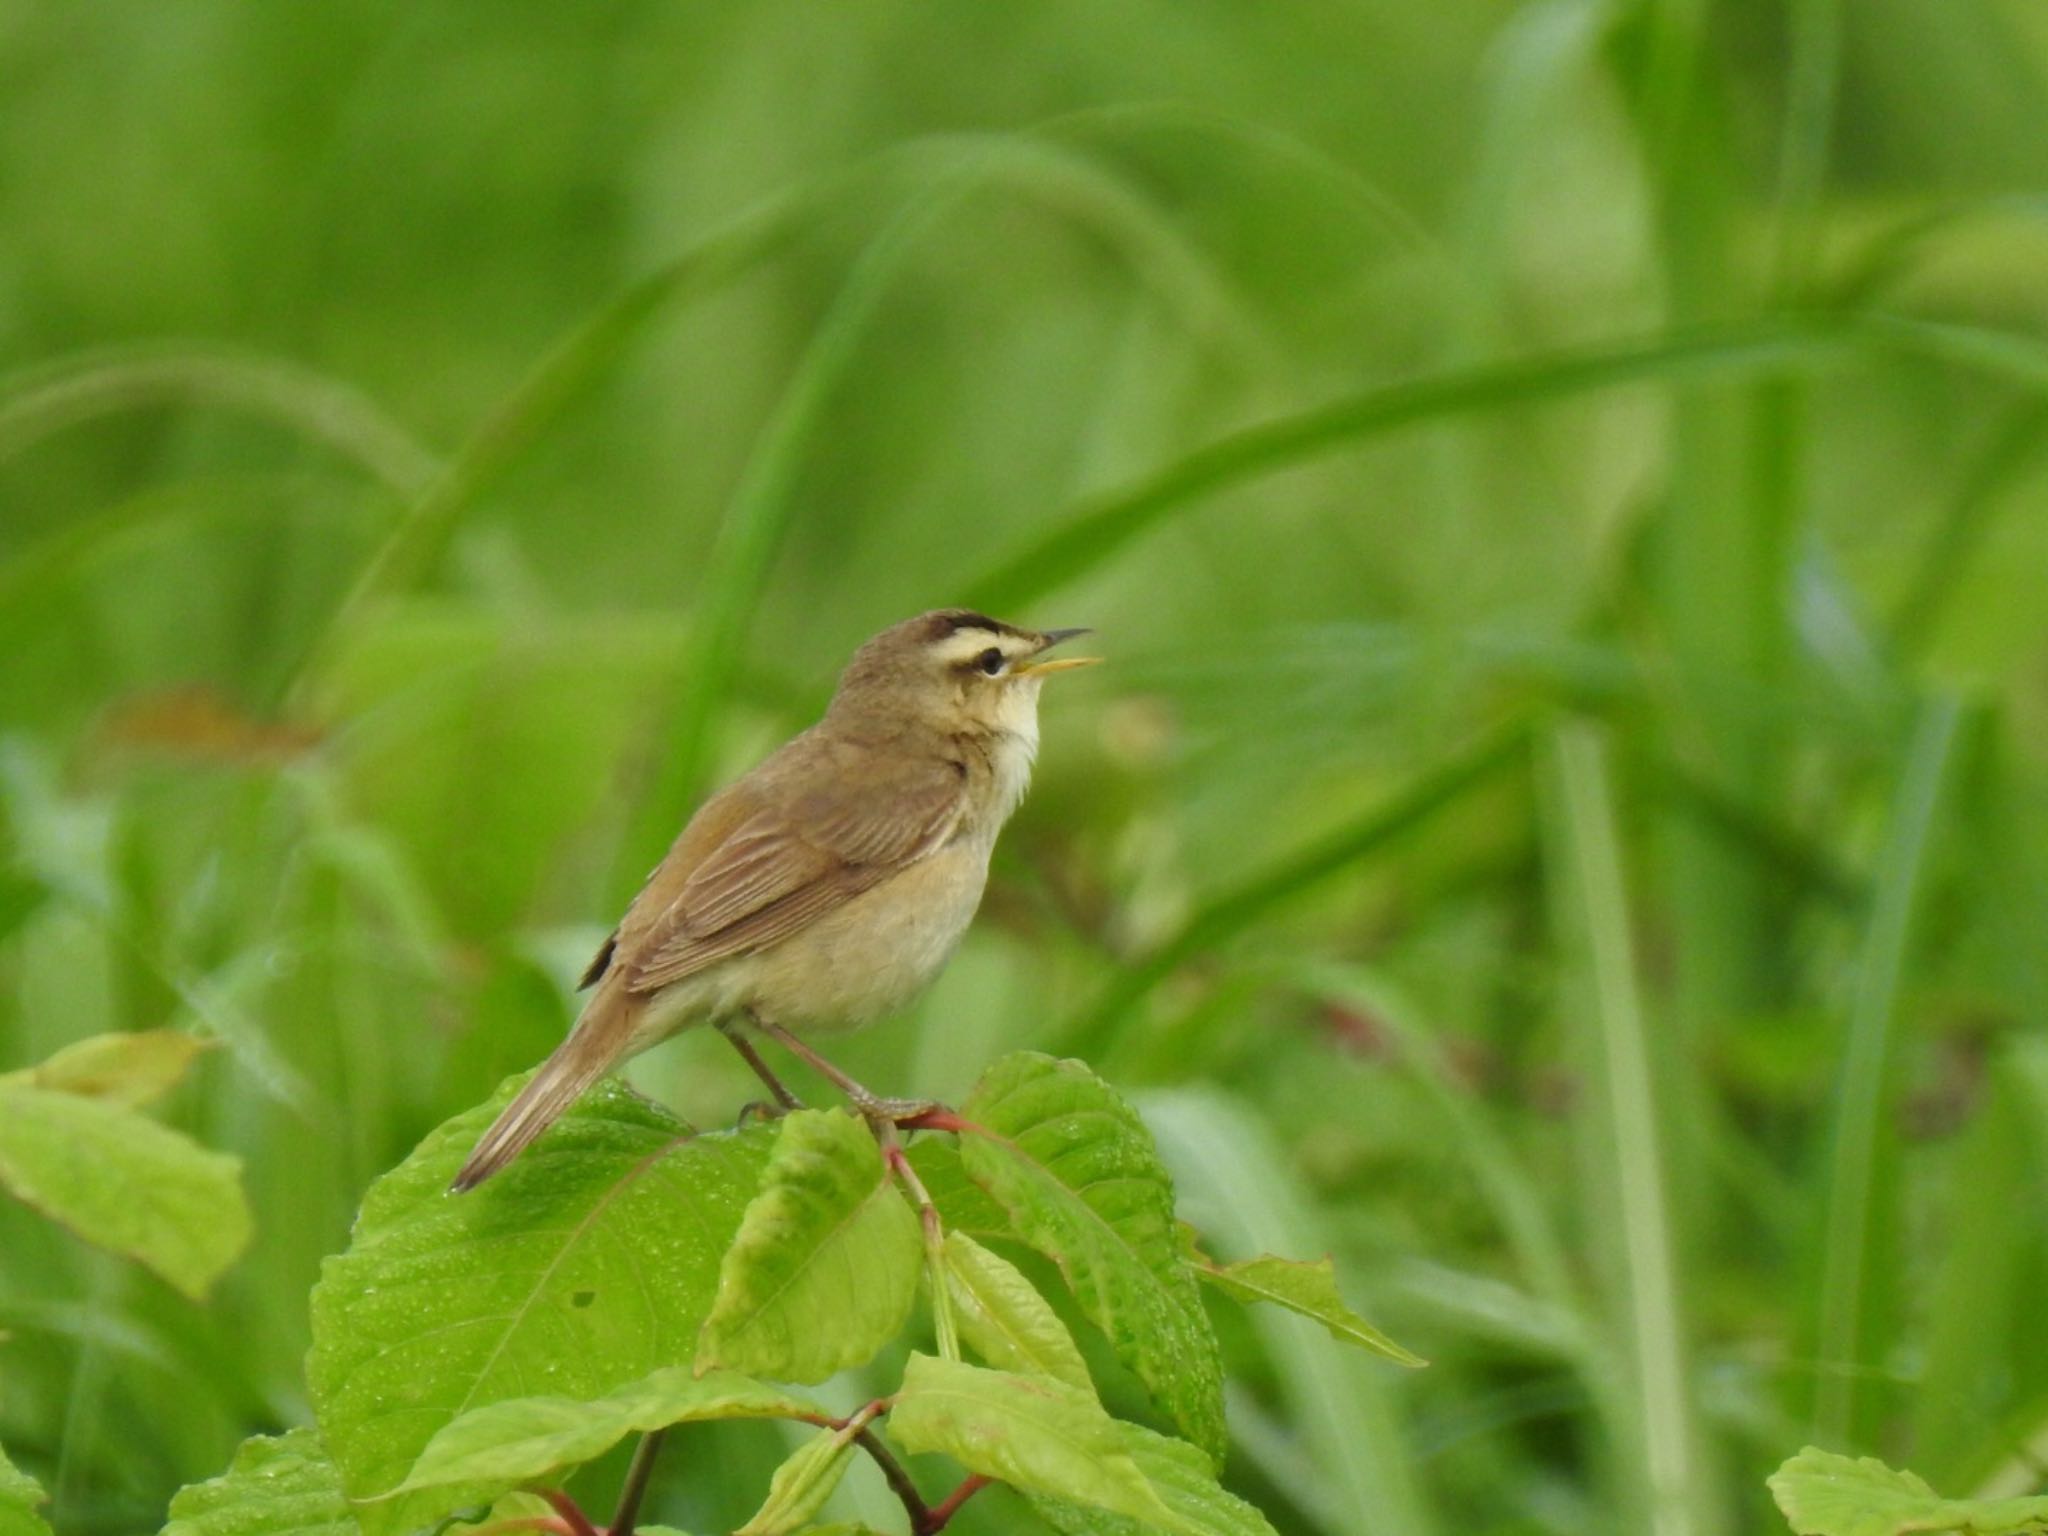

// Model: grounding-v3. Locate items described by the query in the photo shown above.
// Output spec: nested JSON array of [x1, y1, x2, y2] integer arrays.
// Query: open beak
[[1016, 626, 1101, 678]]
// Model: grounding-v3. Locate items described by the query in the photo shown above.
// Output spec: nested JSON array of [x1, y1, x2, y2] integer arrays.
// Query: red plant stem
[[923, 1474, 991, 1532], [538, 1491, 601, 1536], [898, 1107, 977, 1136]]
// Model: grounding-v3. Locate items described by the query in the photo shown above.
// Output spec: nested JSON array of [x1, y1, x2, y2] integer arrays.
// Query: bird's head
[[828, 609, 1098, 739]]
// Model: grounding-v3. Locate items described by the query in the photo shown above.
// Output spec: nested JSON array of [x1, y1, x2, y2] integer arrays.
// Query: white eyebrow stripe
[[932, 629, 1030, 666]]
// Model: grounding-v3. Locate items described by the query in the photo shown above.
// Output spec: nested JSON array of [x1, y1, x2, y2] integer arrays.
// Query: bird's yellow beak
[[1015, 627, 1100, 678], [1016, 654, 1101, 677]]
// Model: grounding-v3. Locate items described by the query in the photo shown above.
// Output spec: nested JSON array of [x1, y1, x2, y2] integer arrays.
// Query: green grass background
[[5, 2, 2048, 1532]]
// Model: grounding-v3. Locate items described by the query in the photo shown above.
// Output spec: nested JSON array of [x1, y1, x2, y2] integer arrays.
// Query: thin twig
[[924, 1474, 992, 1533], [538, 1491, 601, 1536], [852, 1425, 932, 1531], [610, 1428, 668, 1536]]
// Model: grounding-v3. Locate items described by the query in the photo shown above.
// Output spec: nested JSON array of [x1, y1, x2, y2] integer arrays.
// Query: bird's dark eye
[[976, 647, 1005, 676]]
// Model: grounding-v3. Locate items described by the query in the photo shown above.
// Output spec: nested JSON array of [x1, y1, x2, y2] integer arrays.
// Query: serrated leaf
[[941, 1230, 1091, 1389], [735, 1427, 858, 1536], [1032, 1418, 1279, 1536], [1768, 1446, 2048, 1536], [888, 1354, 1175, 1528], [904, 1139, 1012, 1238], [307, 1074, 775, 1536], [396, 1366, 818, 1493], [1, 1442, 50, 1536], [0, 1080, 250, 1299], [159, 1429, 352, 1536], [695, 1109, 921, 1383], [1195, 1256, 1424, 1367], [2, 1029, 210, 1107], [958, 1054, 1224, 1458]]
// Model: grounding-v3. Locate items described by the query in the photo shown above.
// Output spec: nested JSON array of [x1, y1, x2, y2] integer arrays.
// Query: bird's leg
[[751, 1018, 942, 1127], [716, 1019, 804, 1118]]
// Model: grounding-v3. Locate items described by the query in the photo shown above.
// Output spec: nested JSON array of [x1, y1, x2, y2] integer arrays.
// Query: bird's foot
[[734, 1098, 798, 1129], [847, 1090, 944, 1129]]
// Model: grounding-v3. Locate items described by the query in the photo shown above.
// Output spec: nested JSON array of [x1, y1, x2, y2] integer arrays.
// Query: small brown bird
[[451, 609, 1097, 1190]]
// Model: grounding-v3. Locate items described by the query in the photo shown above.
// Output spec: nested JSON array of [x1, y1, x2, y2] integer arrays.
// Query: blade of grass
[[1144, 1087, 1437, 1536], [0, 344, 441, 499], [965, 315, 1855, 612], [1887, 401, 2048, 659], [1543, 721, 1708, 1536], [1810, 694, 1966, 1443], [1280, 959, 1580, 1315], [284, 190, 817, 710], [1071, 720, 1528, 1057]]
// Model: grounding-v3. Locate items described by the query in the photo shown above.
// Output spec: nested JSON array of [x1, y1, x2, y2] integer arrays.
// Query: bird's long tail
[[450, 996, 637, 1192]]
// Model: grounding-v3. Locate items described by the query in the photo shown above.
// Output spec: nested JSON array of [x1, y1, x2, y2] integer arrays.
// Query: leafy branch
[[158, 1052, 1420, 1535]]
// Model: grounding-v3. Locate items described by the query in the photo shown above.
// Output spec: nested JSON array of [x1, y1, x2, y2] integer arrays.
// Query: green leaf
[[159, 1430, 353, 1536], [395, 1366, 818, 1493], [735, 1427, 859, 1536], [941, 1230, 1091, 1389], [0, 1442, 50, 1536], [1767, 1447, 2048, 1536], [695, 1109, 921, 1383], [903, 1139, 1013, 1238], [958, 1054, 1224, 1458], [0, 1080, 250, 1299], [2, 1029, 210, 1107], [1032, 1419, 1278, 1536], [887, 1354, 1174, 1529], [306, 1075, 775, 1536], [1195, 1256, 1424, 1367]]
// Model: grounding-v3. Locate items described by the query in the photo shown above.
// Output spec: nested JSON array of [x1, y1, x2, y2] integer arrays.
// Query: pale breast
[[736, 838, 994, 1033]]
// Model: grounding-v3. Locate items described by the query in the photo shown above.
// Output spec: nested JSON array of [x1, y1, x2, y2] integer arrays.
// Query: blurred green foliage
[[4, 1, 2048, 1533]]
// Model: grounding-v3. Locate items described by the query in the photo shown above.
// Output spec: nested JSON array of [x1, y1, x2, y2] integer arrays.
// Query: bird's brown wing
[[618, 739, 968, 995]]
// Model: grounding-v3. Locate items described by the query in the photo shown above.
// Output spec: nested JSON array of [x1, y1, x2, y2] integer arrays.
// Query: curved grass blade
[[0, 344, 439, 499], [964, 317, 1854, 612], [1073, 721, 1526, 1054]]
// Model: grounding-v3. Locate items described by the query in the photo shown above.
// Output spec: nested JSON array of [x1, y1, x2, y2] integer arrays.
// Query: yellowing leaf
[[695, 1109, 921, 1383], [1032, 1418, 1279, 1536], [1, 1442, 50, 1536], [1768, 1447, 2048, 1536], [735, 1426, 858, 1536], [3, 1030, 210, 1107], [888, 1354, 1173, 1529], [941, 1230, 1091, 1389], [396, 1366, 818, 1493], [0, 1080, 250, 1300], [1196, 1255, 1423, 1366]]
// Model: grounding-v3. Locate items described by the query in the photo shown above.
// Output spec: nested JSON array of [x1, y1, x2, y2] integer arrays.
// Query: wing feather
[[619, 740, 967, 995]]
